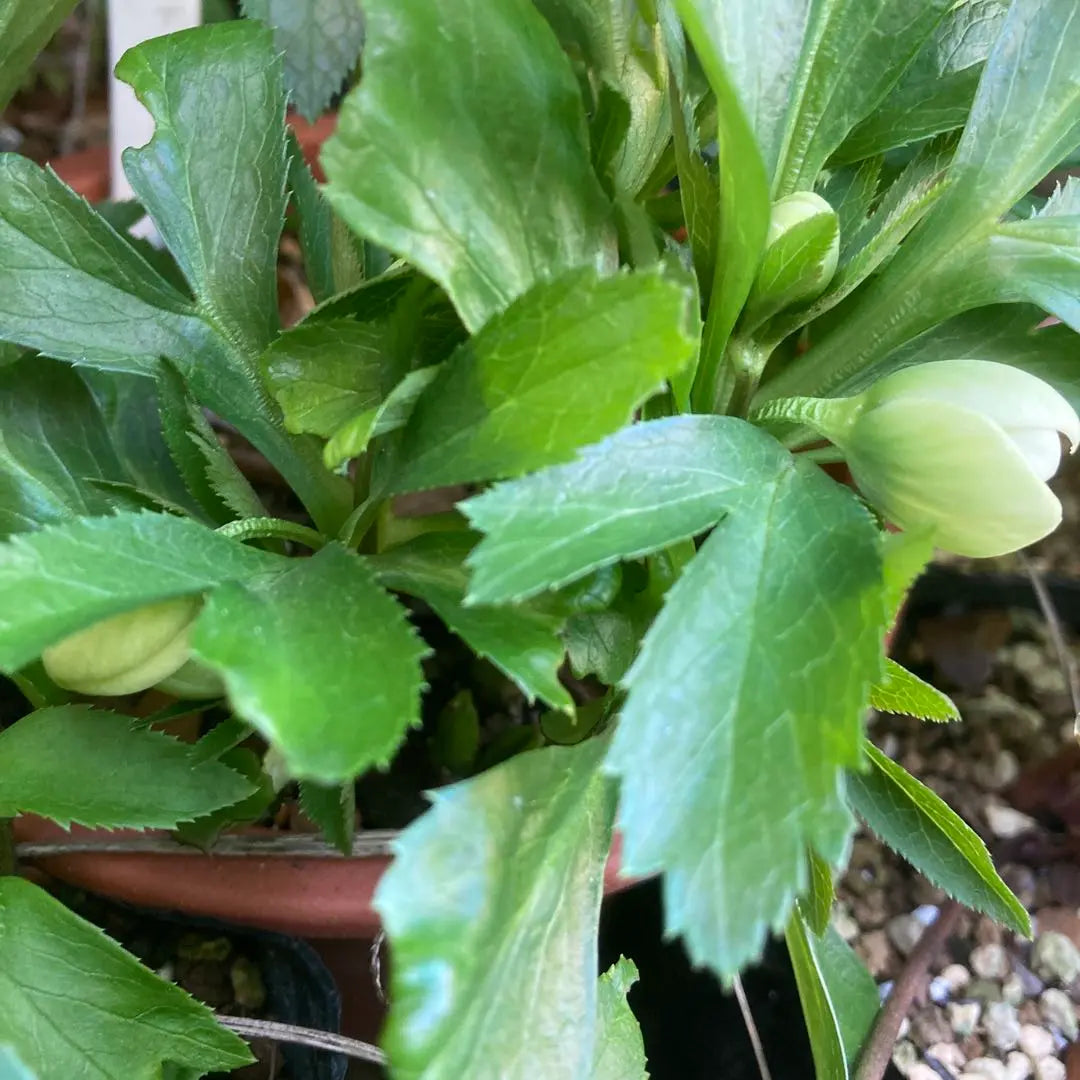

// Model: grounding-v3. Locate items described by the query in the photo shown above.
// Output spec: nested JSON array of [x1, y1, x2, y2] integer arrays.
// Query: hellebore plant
[[1, 0, 1080, 1076]]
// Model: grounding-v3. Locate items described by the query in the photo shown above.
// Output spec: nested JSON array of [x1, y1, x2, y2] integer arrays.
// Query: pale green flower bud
[[42, 596, 202, 696], [742, 192, 840, 329], [794, 360, 1080, 557]]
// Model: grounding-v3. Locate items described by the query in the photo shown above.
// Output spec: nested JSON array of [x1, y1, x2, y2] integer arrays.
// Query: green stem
[[217, 517, 328, 550], [709, 336, 777, 417], [338, 493, 384, 550]]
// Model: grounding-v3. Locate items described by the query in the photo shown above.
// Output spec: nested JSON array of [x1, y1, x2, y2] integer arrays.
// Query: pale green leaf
[[0, 878, 252, 1079], [591, 958, 649, 1080], [0, 511, 281, 672], [376, 739, 615, 1079], [192, 544, 426, 782], [805, 849, 835, 936], [871, 659, 960, 722], [881, 527, 934, 623], [608, 454, 885, 976], [242, 0, 365, 122], [322, 0, 614, 333], [0, 706, 254, 828], [847, 741, 1029, 934], [835, 0, 1009, 163], [390, 268, 697, 493], [786, 907, 879, 1080], [299, 780, 356, 855], [0, 1, 78, 110], [116, 22, 287, 355], [464, 416, 786, 604]]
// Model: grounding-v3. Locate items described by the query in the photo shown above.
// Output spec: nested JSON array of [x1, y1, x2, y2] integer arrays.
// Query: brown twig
[[855, 900, 962, 1080], [0, 819, 14, 876], [733, 974, 774, 1080], [1019, 552, 1080, 724], [216, 1015, 386, 1065]]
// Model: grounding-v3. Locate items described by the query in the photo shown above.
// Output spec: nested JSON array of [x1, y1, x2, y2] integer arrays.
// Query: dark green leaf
[[263, 319, 388, 437], [116, 22, 287, 355], [322, 0, 614, 332], [805, 849, 835, 936], [835, 0, 1009, 164], [591, 958, 648, 1080], [174, 748, 275, 849], [0, 511, 281, 672], [786, 907, 879, 1079], [299, 780, 356, 854], [242, 0, 365, 122], [391, 268, 696, 493], [185, 399, 268, 522], [564, 604, 647, 686], [871, 659, 960, 722], [608, 455, 885, 976], [465, 416, 785, 604], [193, 544, 426, 782], [376, 739, 615, 1078], [0, 0, 79, 112], [287, 133, 336, 303], [847, 741, 1029, 934], [0, 706, 253, 828], [0, 878, 252, 1078]]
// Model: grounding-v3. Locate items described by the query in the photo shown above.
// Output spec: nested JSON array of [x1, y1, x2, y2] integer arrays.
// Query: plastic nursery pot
[[49, 111, 338, 201], [12, 816, 638, 940]]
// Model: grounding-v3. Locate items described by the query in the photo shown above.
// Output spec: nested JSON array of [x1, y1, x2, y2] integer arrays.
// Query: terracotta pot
[[13, 816, 637, 939], [49, 111, 337, 201]]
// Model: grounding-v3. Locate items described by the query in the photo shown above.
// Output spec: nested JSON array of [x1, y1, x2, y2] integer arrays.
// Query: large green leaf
[[465, 415, 787, 604], [871, 659, 959, 722], [116, 22, 286, 356], [0, 878, 252, 1080], [834, 0, 1009, 164], [847, 741, 1029, 934], [0, 511, 280, 672], [607, 452, 885, 976], [591, 958, 648, 1080], [786, 907, 879, 1080], [0, 0, 79, 112], [192, 544, 426, 782], [390, 268, 697, 493], [287, 134, 336, 304], [0, 706, 253, 828], [761, 0, 1080, 400], [322, 0, 613, 333], [772, 0, 953, 196], [376, 739, 615, 1079], [0, 1045, 36, 1080], [242, 0, 365, 121]]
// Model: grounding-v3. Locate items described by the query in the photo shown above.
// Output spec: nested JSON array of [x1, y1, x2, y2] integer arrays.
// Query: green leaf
[[174, 747, 275, 849], [287, 133, 335, 304], [376, 739, 615, 1079], [0, 1045, 37, 1080], [263, 319, 388, 437], [871, 659, 960, 722], [0, 878, 253, 1079], [674, 0, 771, 407], [786, 907, 879, 1080], [465, 416, 786, 604], [773, 0, 953, 196], [0, 511, 281, 672], [847, 740, 1029, 934], [116, 22, 287, 356], [242, 0, 365, 122], [0, 0, 79, 112], [390, 268, 697, 493], [804, 848, 835, 936], [184, 398, 268, 522], [591, 958, 648, 1080], [192, 544, 426, 782], [322, 0, 614, 333], [323, 366, 439, 470], [373, 534, 573, 711], [0, 356, 127, 536], [608, 453, 885, 976], [834, 0, 1009, 164], [299, 780, 356, 855], [0, 706, 254, 829], [564, 602, 648, 686], [881, 526, 934, 623]]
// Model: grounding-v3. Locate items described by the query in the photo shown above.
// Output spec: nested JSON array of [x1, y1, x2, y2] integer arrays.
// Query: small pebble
[[908, 1066, 944, 1080], [1032, 932, 1080, 986], [892, 1039, 919, 1074], [1039, 988, 1079, 1040], [914, 904, 942, 927], [1018, 1024, 1055, 1059], [985, 803, 1039, 840], [831, 907, 859, 943], [972, 944, 1012, 981], [930, 976, 954, 1005], [950, 1001, 984, 1037], [1005, 1051, 1033, 1080], [911, 1006, 953, 1048], [942, 964, 974, 994], [888, 913, 928, 956], [1003, 973, 1027, 1006], [927, 1042, 967, 1074], [1002, 866, 1038, 910], [1014, 963, 1046, 999], [964, 1058, 1007, 1080], [985, 1001, 1021, 1051], [859, 929, 895, 978], [967, 978, 1006, 1003], [1033, 1058, 1065, 1080]]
